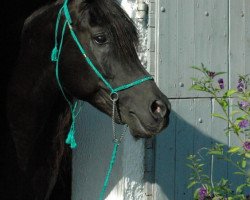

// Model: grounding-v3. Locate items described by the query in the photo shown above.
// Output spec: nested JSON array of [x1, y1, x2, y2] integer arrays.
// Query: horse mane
[[23, 0, 139, 64], [77, 0, 139, 62]]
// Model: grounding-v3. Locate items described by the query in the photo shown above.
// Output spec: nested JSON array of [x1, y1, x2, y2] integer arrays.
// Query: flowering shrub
[[187, 64, 250, 200]]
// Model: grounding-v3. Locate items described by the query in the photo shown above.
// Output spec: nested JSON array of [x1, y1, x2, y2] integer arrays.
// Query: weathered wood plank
[[229, 0, 250, 88], [228, 0, 250, 192]]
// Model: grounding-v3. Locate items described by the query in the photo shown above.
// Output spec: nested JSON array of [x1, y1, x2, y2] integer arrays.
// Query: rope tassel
[[65, 122, 77, 148]]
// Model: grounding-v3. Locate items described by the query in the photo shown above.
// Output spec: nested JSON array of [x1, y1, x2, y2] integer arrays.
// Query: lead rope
[[99, 94, 127, 200]]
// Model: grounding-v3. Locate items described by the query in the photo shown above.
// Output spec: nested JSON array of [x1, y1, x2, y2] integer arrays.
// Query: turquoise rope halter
[[51, 0, 153, 148], [51, 0, 153, 199]]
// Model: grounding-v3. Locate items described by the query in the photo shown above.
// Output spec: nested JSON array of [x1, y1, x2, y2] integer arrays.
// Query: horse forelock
[[77, 0, 139, 63]]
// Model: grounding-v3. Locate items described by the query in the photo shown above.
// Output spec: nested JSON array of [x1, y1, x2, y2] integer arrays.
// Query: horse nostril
[[150, 100, 167, 119]]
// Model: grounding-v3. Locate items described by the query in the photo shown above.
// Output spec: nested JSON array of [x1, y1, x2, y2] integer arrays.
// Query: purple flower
[[218, 78, 224, 89], [238, 119, 249, 129], [239, 101, 250, 110], [237, 79, 247, 92], [243, 141, 250, 151], [207, 71, 216, 79], [237, 82, 245, 92], [198, 187, 207, 200]]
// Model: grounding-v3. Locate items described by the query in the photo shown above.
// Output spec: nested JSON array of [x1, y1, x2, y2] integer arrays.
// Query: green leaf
[[241, 159, 247, 168], [213, 197, 224, 200], [223, 89, 237, 98], [212, 113, 228, 121], [228, 146, 241, 154], [236, 115, 248, 121], [187, 155, 195, 160], [245, 152, 250, 158], [187, 181, 197, 189], [220, 178, 228, 186], [190, 84, 206, 91], [216, 99, 228, 109], [193, 187, 201, 199], [191, 66, 205, 73], [233, 172, 245, 176], [215, 72, 226, 76], [208, 150, 223, 155], [186, 164, 194, 169], [236, 184, 247, 194]]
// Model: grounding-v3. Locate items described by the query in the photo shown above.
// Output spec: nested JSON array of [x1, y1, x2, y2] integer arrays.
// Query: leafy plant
[[187, 64, 250, 200]]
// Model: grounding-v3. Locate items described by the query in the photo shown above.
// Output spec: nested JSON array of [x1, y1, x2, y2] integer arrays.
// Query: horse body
[[4, 0, 170, 199], [7, 2, 72, 199]]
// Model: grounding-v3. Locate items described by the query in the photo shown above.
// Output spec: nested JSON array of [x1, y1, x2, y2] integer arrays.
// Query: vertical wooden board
[[192, 98, 213, 184], [229, 0, 250, 190], [245, 0, 250, 75], [227, 98, 245, 191], [229, 0, 250, 88], [193, 0, 229, 97], [175, 99, 214, 200], [172, 0, 195, 98], [194, 0, 228, 70], [154, 100, 178, 200], [157, 0, 195, 98], [156, 0, 178, 97], [157, 0, 228, 98], [209, 0, 229, 75], [174, 99, 198, 200], [210, 99, 229, 183]]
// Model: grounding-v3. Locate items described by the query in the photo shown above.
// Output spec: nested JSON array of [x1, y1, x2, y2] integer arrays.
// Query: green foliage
[[187, 65, 250, 199]]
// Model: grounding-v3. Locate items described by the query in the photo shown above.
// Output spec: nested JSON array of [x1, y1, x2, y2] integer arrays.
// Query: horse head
[[59, 0, 171, 138]]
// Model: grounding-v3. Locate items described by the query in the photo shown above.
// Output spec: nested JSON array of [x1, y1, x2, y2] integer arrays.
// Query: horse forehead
[[87, 26, 105, 34]]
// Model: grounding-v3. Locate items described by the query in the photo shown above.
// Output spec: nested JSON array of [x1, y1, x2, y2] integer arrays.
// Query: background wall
[[153, 0, 250, 199]]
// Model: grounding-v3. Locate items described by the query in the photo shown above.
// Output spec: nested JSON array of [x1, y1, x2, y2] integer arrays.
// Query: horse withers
[[5, 0, 170, 199]]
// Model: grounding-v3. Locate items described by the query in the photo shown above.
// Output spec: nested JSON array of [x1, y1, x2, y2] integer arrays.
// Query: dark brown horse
[[1, 0, 170, 199]]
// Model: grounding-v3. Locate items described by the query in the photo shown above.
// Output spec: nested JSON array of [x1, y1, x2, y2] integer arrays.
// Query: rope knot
[[51, 46, 59, 62]]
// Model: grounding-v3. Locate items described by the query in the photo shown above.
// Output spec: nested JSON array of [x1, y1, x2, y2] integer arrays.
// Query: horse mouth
[[93, 89, 169, 137], [127, 112, 168, 138]]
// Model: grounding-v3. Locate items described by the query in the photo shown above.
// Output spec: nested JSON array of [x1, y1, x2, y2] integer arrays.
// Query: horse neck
[[7, 2, 73, 132]]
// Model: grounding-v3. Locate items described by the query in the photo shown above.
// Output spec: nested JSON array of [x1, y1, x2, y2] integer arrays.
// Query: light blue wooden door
[[153, 0, 250, 199]]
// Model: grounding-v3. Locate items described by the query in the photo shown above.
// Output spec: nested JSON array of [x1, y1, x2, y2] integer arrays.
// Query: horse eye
[[93, 35, 108, 45]]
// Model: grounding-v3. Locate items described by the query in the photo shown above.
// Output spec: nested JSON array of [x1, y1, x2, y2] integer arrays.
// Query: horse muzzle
[[125, 97, 171, 138]]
